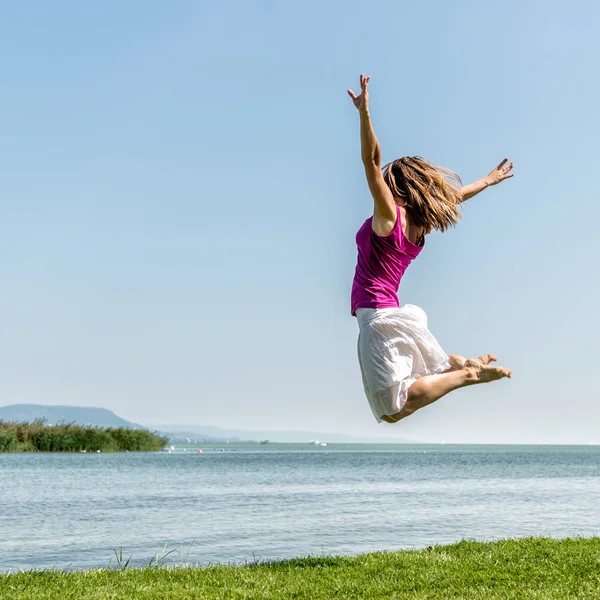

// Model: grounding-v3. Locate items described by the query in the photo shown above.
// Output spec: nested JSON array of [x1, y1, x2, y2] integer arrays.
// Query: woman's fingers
[[496, 158, 508, 170], [502, 162, 514, 177], [349, 75, 370, 104]]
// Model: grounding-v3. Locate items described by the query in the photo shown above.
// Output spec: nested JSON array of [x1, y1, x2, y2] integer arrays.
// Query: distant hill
[[149, 424, 417, 444], [0, 404, 145, 430], [0, 405, 419, 443]]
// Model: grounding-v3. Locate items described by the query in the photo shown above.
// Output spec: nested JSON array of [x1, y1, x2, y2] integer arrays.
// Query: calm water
[[1, 445, 599, 572]]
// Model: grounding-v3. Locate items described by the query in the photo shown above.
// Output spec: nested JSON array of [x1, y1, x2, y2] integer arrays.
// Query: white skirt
[[356, 305, 450, 423]]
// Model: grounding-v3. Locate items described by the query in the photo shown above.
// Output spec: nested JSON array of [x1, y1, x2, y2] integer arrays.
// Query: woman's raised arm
[[348, 75, 396, 232]]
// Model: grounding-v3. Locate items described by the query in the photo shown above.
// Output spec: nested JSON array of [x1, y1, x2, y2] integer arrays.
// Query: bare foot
[[449, 354, 498, 370], [448, 354, 467, 370], [474, 354, 497, 365], [466, 363, 512, 383]]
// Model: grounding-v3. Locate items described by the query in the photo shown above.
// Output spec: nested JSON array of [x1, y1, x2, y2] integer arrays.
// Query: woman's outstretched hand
[[486, 159, 514, 186], [348, 74, 370, 112]]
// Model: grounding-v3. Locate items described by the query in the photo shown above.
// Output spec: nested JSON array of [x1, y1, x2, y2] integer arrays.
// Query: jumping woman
[[348, 74, 513, 424]]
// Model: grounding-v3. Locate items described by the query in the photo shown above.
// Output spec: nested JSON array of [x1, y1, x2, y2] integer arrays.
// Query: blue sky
[[1, 0, 598, 443]]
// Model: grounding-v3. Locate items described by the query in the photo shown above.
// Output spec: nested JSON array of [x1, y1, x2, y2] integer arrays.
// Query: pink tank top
[[351, 205, 424, 316]]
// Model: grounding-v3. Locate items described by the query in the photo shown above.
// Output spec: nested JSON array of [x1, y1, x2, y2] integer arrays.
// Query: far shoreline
[[3, 441, 599, 454]]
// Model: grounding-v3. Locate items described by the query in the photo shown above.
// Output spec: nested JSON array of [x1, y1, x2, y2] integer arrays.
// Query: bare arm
[[460, 159, 514, 202], [356, 94, 381, 166], [348, 75, 396, 231]]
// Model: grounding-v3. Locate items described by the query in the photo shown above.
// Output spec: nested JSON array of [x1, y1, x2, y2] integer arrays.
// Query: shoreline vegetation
[[0, 420, 167, 452], [1, 538, 599, 599]]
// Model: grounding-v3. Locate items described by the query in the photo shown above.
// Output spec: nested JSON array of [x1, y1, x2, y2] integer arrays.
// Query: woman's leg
[[381, 363, 511, 424]]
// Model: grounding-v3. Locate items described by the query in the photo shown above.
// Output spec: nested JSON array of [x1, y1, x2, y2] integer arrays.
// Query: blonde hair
[[382, 156, 462, 233]]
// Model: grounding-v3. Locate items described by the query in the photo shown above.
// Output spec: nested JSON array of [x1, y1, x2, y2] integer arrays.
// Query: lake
[[1, 445, 599, 572]]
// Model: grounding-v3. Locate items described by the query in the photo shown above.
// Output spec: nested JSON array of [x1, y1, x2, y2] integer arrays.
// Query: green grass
[[2, 538, 600, 599], [0, 420, 167, 452]]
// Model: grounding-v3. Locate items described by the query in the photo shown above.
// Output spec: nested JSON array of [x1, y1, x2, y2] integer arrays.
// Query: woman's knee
[[407, 378, 433, 403]]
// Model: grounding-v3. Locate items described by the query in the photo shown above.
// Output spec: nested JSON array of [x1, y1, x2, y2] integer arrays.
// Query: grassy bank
[[2, 538, 599, 599], [0, 420, 167, 452]]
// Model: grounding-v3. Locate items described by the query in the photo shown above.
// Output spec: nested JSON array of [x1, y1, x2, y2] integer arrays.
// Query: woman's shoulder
[[371, 204, 400, 237]]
